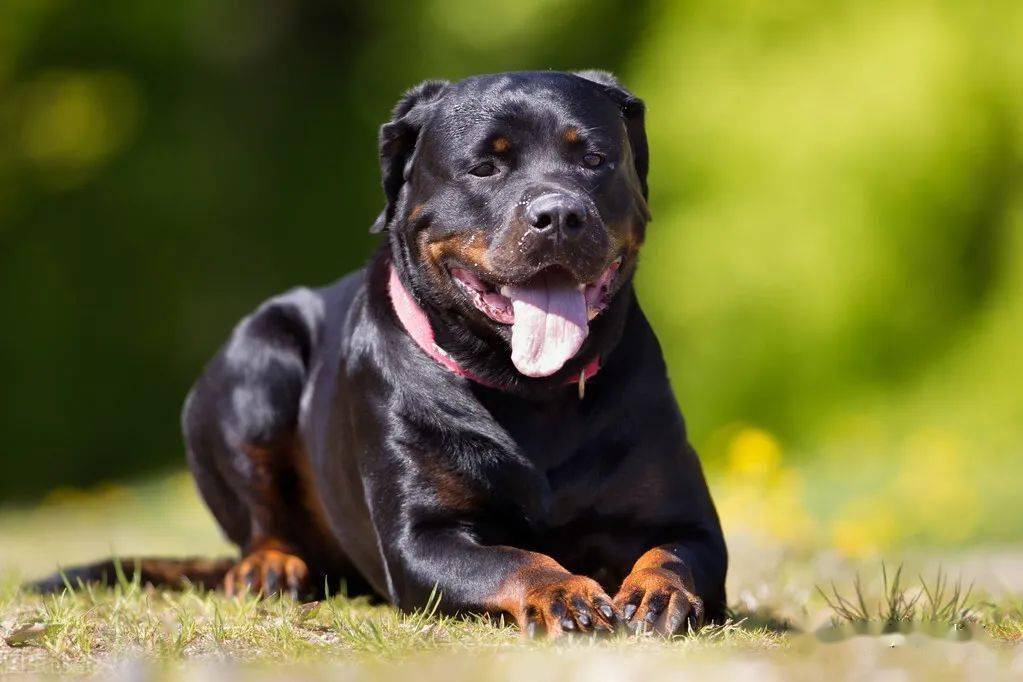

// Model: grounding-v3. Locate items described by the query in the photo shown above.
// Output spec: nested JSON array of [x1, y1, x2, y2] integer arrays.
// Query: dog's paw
[[517, 571, 620, 638], [223, 548, 309, 598], [613, 567, 704, 636]]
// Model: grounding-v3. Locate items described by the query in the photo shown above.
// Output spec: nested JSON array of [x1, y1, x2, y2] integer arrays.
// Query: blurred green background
[[1, 0, 1021, 554]]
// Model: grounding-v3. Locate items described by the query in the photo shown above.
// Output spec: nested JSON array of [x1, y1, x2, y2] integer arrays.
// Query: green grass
[[2, 474, 1022, 678], [1, 580, 1019, 678], [816, 564, 976, 631], [0, 577, 785, 675]]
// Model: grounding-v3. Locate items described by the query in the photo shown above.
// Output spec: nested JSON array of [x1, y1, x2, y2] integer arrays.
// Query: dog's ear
[[574, 70, 649, 199], [370, 79, 450, 234]]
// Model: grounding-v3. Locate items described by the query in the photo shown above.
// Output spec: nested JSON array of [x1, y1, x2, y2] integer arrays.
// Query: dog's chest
[[484, 392, 593, 470], [512, 433, 635, 530], [482, 391, 637, 516]]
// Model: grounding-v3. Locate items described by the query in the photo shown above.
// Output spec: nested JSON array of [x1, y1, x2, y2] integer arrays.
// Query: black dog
[[35, 71, 727, 638]]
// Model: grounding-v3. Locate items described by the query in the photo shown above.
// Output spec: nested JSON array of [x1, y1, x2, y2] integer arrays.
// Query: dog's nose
[[525, 194, 588, 238]]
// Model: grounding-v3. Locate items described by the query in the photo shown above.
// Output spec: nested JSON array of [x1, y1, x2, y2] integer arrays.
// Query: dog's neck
[[387, 263, 600, 394]]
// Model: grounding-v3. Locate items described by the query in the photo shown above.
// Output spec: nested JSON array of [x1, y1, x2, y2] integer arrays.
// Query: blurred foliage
[[0, 0, 1021, 551], [0, 0, 647, 498]]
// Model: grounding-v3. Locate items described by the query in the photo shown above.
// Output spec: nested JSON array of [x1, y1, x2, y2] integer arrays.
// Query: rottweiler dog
[[34, 71, 727, 637]]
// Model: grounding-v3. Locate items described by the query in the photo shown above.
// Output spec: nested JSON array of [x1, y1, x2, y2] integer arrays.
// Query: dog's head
[[374, 71, 650, 384]]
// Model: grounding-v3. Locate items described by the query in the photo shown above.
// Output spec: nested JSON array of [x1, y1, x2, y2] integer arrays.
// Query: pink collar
[[387, 264, 600, 393]]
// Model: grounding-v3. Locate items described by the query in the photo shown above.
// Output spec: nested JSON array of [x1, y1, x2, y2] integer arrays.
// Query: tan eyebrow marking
[[563, 127, 580, 143], [492, 137, 510, 153]]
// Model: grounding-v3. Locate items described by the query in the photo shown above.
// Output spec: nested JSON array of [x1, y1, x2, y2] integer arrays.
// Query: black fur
[[31, 71, 727, 634]]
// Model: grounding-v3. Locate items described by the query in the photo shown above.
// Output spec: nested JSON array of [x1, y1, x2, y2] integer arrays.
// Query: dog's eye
[[469, 162, 497, 177], [582, 153, 605, 168]]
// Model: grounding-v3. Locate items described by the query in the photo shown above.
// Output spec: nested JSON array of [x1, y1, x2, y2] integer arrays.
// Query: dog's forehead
[[431, 72, 623, 140]]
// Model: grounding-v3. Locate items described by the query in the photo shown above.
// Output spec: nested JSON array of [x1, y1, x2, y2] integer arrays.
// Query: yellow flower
[[727, 427, 782, 479], [715, 426, 817, 546]]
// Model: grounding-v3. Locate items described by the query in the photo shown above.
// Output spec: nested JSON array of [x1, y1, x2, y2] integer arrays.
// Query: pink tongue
[[502, 269, 588, 377]]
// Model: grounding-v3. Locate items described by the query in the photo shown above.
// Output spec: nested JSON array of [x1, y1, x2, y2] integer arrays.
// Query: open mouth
[[449, 258, 622, 378]]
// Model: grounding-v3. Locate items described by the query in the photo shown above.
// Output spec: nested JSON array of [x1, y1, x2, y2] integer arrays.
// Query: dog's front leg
[[613, 540, 726, 636], [386, 532, 620, 638]]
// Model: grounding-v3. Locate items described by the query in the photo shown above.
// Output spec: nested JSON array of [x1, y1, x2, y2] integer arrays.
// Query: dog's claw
[[517, 572, 618, 638], [224, 548, 309, 599], [614, 566, 705, 637]]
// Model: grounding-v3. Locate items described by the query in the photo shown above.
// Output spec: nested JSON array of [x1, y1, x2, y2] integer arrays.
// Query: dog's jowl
[[36, 71, 727, 638]]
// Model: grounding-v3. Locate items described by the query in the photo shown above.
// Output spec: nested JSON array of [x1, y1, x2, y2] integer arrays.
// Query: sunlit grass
[[816, 564, 979, 639], [2, 473, 1022, 676], [0, 579, 783, 675], [0, 577, 1019, 677]]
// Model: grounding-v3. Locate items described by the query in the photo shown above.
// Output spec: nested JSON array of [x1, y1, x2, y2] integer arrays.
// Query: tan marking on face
[[609, 219, 644, 258], [563, 127, 580, 143], [492, 137, 510, 153], [408, 203, 426, 222], [622, 227, 644, 253], [424, 232, 491, 273]]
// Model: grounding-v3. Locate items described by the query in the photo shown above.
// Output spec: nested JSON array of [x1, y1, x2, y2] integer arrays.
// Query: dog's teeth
[[577, 283, 586, 291], [500, 285, 511, 297]]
